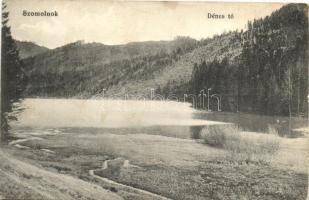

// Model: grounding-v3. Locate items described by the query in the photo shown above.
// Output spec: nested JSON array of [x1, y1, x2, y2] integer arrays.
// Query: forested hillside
[[15, 40, 49, 59], [187, 4, 308, 116], [22, 35, 241, 98], [21, 4, 307, 117]]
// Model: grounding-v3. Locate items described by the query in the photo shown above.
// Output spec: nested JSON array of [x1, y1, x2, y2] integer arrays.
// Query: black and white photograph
[[0, 1, 308, 199]]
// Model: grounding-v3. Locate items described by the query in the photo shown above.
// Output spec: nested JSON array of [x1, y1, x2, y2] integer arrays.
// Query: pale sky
[[6, 0, 284, 49]]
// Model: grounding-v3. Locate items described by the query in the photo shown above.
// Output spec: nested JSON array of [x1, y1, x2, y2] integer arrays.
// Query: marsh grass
[[5, 128, 307, 200], [202, 125, 280, 164]]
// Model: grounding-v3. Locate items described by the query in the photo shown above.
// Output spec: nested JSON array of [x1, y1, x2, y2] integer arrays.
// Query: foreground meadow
[[0, 125, 307, 200]]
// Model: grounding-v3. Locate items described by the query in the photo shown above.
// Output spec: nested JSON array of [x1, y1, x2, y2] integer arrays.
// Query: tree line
[[1, 2, 27, 143], [188, 4, 308, 117]]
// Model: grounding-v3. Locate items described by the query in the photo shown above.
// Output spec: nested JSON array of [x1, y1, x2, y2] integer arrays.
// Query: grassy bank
[[1, 126, 307, 200], [0, 148, 123, 200]]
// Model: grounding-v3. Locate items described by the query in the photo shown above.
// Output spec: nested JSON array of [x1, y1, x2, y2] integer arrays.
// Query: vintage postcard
[[0, 0, 308, 199]]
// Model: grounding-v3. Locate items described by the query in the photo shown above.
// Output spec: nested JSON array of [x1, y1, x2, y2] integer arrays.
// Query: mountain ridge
[[21, 34, 238, 98], [15, 40, 49, 59]]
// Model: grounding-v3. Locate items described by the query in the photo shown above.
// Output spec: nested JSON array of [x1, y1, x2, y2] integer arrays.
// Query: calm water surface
[[12, 98, 307, 138]]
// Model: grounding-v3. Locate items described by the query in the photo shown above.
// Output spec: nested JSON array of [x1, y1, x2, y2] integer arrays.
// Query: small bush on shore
[[202, 125, 280, 163], [202, 126, 228, 147]]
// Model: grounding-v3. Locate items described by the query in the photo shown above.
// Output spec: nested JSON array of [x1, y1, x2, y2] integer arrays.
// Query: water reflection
[[194, 112, 307, 137]]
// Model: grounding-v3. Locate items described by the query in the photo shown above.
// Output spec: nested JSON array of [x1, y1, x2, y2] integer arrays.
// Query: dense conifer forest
[[186, 4, 308, 116]]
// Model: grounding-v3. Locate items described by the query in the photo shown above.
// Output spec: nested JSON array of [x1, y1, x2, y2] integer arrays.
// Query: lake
[[11, 98, 307, 138]]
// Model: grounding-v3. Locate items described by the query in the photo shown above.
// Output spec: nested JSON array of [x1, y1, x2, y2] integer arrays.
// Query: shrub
[[190, 126, 203, 139], [202, 126, 228, 147], [202, 125, 239, 148], [201, 124, 280, 164]]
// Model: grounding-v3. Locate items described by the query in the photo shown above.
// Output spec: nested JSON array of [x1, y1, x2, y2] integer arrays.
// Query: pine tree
[[1, 2, 27, 143]]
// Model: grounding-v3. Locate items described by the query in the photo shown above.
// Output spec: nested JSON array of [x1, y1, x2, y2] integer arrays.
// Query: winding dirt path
[[89, 159, 173, 200], [0, 149, 122, 200]]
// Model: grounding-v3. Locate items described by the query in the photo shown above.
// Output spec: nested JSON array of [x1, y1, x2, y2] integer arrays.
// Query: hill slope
[[22, 34, 241, 98], [188, 4, 308, 116], [15, 41, 49, 59]]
